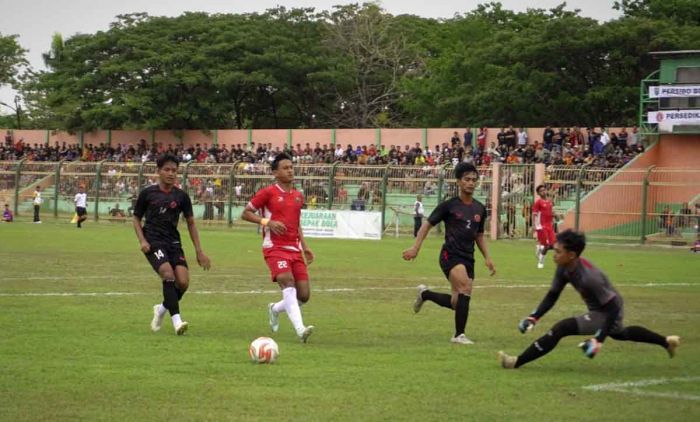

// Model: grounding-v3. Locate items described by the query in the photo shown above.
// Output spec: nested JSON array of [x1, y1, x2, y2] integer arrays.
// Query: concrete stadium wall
[[559, 134, 700, 233], [4, 127, 632, 151]]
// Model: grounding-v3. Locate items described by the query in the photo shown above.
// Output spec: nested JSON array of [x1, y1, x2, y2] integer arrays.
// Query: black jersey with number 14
[[428, 197, 487, 258], [133, 185, 193, 244]]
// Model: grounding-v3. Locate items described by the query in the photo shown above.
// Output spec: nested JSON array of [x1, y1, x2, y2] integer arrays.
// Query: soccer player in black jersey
[[499, 229, 680, 368], [403, 162, 496, 344], [133, 153, 211, 335]]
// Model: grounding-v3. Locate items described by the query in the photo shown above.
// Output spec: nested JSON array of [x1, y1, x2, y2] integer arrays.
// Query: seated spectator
[[2, 204, 13, 222]]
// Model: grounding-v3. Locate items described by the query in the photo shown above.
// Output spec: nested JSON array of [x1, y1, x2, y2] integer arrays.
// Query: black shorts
[[144, 242, 188, 273], [76, 207, 87, 217], [439, 249, 474, 280]]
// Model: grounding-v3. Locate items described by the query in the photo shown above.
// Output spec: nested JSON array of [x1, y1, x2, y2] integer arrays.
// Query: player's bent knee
[[275, 273, 295, 288]]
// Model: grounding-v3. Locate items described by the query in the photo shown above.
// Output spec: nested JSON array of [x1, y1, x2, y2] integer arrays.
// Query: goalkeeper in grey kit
[[499, 229, 681, 369]]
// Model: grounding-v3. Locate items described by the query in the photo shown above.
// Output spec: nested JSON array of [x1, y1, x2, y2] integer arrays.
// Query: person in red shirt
[[241, 153, 315, 342], [533, 184, 556, 269]]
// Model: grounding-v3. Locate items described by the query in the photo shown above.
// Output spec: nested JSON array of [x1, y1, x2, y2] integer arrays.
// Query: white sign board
[[649, 85, 700, 98], [301, 209, 382, 240], [647, 110, 700, 131]]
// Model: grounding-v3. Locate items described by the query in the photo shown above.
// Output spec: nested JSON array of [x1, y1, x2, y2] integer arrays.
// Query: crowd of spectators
[[2, 126, 646, 169]]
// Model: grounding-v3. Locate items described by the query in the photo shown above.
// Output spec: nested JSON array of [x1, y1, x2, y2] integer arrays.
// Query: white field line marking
[[583, 377, 700, 401], [0, 283, 697, 297], [0, 273, 696, 288]]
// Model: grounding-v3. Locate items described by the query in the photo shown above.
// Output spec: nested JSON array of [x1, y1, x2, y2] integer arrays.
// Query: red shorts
[[263, 249, 309, 282], [536, 226, 556, 247]]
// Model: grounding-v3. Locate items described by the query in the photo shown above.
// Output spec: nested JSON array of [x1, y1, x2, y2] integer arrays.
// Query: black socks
[[454, 294, 471, 337], [162, 279, 180, 316]]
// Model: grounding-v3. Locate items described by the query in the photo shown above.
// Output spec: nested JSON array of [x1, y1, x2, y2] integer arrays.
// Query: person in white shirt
[[33, 186, 42, 223], [517, 129, 528, 147], [414, 194, 425, 238], [335, 145, 344, 159], [74, 185, 88, 228]]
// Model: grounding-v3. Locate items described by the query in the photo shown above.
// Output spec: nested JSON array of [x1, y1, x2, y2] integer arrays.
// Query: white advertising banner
[[649, 85, 700, 98], [301, 209, 382, 240], [647, 110, 700, 131]]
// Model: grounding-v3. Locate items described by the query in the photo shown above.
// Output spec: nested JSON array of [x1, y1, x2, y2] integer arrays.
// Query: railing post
[[574, 166, 586, 232], [227, 162, 238, 226], [380, 164, 391, 231], [53, 160, 65, 218], [182, 160, 194, 190], [13, 158, 27, 216], [437, 164, 450, 234], [137, 160, 146, 189], [94, 160, 106, 221], [327, 162, 340, 210], [640, 165, 656, 244]]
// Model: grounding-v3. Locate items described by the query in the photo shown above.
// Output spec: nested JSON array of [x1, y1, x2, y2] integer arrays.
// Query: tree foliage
[[14, 2, 700, 130]]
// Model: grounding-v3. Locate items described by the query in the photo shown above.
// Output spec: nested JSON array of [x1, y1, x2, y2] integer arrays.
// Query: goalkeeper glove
[[578, 338, 602, 359], [518, 316, 538, 334]]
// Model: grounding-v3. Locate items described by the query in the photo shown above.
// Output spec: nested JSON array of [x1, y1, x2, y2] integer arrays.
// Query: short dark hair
[[536, 184, 545, 193], [156, 153, 180, 169], [556, 229, 586, 257], [271, 153, 292, 171], [454, 163, 478, 180]]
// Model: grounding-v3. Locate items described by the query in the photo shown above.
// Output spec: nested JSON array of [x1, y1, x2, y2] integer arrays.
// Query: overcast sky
[[0, 0, 621, 111]]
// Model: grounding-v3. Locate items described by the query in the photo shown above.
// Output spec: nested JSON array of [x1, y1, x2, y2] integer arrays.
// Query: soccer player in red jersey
[[533, 184, 556, 269], [241, 153, 315, 342]]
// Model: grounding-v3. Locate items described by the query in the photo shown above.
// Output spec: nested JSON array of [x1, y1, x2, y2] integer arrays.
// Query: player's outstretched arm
[[299, 227, 314, 265], [186, 216, 211, 270], [402, 221, 433, 260], [475, 233, 496, 276]]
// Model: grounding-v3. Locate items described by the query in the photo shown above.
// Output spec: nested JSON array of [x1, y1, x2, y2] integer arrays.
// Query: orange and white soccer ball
[[249, 337, 279, 364]]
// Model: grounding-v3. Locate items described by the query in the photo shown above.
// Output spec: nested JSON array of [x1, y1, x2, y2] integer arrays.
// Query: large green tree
[[20, 2, 700, 131]]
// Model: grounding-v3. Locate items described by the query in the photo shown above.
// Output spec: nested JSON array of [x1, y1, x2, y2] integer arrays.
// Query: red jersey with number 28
[[248, 183, 304, 252], [533, 198, 554, 227]]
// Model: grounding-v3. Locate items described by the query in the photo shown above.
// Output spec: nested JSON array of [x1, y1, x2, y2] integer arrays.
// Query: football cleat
[[150, 304, 165, 332], [537, 262, 544, 269], [498, 351, 517, 369], [450, 333, 474, 345], [666, 335, 681, 358], [174, 321, 189, 336], [299, 325, 315, 343], [268, 303, 280, 333], [413, 284, 428, 314]]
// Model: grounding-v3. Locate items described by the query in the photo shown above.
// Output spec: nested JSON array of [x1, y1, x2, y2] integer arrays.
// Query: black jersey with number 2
[[428, 197, 487, 258], [133, 185, 193, 245]]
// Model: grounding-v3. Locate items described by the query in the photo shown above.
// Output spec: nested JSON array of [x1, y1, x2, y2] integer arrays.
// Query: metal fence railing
[[4, 160, 698, 243]]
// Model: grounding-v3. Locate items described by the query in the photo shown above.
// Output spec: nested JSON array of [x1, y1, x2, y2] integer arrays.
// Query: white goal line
[[583, 376, 700, 401]]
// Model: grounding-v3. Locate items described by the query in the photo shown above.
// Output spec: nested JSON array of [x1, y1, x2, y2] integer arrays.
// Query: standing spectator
[[517, 128, 528, 148], [679, 202, 693, 230], [543, 126, 554, 150], [414, 194, 424, 238], [660, 206, 675, 236], [628, 126, 639, 149], [451, 131, 461, 147], [33, 186, 42, 223], [505, 126, 517, 149], [477, 127, 487, 152], [463, 128, 473, 148], [618, 128, 628, 149], [497, 128, 507, 148]]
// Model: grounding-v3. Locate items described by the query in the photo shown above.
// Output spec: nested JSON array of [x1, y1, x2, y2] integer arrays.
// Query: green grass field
[[1, 221, 699, 421]]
